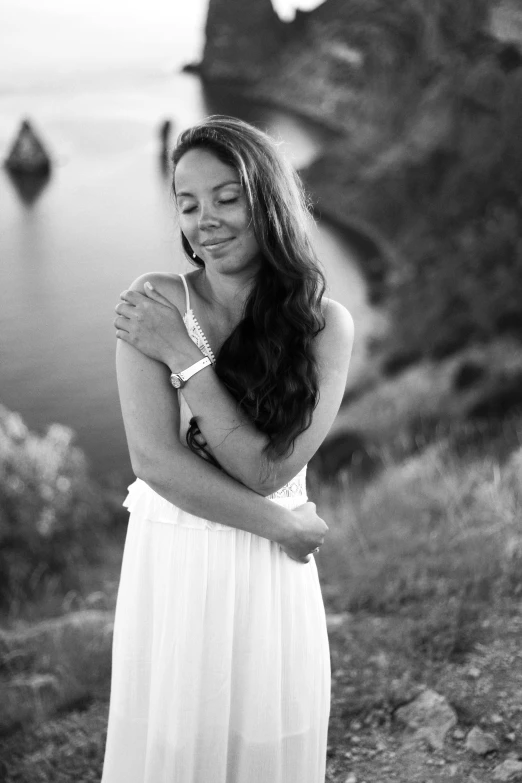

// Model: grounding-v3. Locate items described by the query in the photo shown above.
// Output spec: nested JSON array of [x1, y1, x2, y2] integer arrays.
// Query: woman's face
[[174, 148, 262, 275]]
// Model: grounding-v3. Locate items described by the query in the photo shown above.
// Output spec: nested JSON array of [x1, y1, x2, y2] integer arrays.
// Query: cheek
[[237, 231, 261, 260], [248, 233, 260, 253], [245, 225, 260, 251], [179, 215, 197, 239], [235, 210, 255, 241]]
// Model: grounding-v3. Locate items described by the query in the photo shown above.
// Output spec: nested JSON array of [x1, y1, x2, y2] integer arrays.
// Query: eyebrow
[[176, 180, 241, 199]]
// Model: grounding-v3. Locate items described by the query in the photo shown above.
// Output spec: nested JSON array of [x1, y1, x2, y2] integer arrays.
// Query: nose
[[198, 202, 220, 229]]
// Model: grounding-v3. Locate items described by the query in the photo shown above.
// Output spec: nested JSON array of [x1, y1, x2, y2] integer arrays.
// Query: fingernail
[[145, 282, 154, 290]]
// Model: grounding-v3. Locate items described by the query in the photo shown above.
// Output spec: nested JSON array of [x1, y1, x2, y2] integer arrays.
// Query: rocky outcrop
[[202, 0, 286, 83], [4, 119, 51, 176], [201, 0, 494, 130], [3, 119, 52, 204], [200, 2, 522, 367]]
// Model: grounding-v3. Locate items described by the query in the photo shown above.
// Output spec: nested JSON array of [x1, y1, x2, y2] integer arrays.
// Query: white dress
[[101, 274, 331, 783]]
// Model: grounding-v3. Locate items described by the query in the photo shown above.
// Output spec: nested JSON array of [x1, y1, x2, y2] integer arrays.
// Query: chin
[[213, 254, 259, 274]]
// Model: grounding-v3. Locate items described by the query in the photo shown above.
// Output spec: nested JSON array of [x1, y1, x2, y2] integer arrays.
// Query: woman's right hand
[[280, 501, 328, 564]]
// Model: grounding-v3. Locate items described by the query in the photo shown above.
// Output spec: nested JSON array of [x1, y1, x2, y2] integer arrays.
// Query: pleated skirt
[[101, 479, 331, 783]]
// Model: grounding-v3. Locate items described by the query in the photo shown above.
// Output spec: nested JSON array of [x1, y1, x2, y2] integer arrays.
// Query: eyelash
[[181, 197, 238, 215]]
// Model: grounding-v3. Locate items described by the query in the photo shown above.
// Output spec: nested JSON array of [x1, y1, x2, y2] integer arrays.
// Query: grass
[[2, 417, 522, 780], [0, 702, 109, 783], [0, 529, 125, 630], [314, 431, 522, 659]]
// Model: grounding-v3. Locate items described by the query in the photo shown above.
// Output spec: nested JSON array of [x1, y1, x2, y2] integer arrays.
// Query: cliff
[[202, 0, 287, 82], [201, 0, 492, 130], [200, 0, 522, 368]]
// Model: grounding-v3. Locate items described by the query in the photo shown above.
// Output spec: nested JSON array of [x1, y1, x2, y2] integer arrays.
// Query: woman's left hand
[[113, 284, 199, 368]]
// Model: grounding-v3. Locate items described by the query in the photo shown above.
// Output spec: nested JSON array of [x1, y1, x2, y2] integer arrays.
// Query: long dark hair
[[171, 116, 326, 473]]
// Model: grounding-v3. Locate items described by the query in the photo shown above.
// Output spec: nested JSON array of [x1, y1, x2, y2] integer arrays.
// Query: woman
[[102, 116, 354, 783]]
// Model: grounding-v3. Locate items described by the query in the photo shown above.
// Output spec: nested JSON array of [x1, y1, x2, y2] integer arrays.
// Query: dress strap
[[179, 273, 191, 316]]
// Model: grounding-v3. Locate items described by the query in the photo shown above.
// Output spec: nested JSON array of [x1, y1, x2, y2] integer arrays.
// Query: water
[[0, 69, 382, 482]]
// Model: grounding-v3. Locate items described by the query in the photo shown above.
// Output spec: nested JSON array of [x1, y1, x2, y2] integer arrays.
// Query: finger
[[114, 302, 134, 316], [119, 290, 143, 304], [145, 281, 177, 310], [144, 282, 177, 309], [113, 315, 130, 331], [114, 302, 131, 317]]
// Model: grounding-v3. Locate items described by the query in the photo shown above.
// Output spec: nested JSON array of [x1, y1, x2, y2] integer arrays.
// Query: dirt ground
[[1, 606, 522, 783], [324, 609, 522, 782]]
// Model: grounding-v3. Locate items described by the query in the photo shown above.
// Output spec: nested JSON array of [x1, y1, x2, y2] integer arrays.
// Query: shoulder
[[128, 271, 187, 312], [311, 298, 354, 379], [320, 297, 354, 349]]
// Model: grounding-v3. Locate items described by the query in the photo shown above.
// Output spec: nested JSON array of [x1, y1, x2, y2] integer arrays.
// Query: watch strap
[[176, 356, 212, 384]]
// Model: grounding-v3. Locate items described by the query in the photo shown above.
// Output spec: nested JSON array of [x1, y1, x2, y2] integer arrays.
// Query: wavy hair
[[171, 116, 326, 472]]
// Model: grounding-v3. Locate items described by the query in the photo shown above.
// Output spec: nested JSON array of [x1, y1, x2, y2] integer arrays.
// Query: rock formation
[[4, 119, 51, 176], [201, 0, 493, 130], [202, 0, 286, 82], [4, 119, 52, 204], [200, 1, 522, 364]]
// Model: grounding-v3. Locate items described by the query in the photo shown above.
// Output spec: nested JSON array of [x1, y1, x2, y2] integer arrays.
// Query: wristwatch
[[169, 356, 212, 389]]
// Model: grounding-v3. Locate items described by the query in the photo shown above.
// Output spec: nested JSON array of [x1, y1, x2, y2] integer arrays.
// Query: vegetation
[[0, 404, 117, 621], [3, 1, 522, 778], [317, 433, 522, 633], [2, 413, 522, 781]]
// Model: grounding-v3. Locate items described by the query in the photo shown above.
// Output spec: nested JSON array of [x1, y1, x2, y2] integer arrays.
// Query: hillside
[[200, 0, 522, 374]]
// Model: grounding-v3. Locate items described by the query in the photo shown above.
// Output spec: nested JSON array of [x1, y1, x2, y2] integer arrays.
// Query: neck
[[197, 266, 258, 322]]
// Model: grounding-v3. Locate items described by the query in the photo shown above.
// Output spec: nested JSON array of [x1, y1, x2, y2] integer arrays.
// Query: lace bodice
[[266, 466, 307, 500], [182, 309, 216, 365]]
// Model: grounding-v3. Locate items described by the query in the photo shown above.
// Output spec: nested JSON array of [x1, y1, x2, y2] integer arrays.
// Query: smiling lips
[[201, 237, 234, 249]]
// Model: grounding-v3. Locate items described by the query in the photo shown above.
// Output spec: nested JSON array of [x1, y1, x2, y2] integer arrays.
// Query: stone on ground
[[394, 688, 457, 750], [465, 726, 499, 755], [493, 759, 522, 781]]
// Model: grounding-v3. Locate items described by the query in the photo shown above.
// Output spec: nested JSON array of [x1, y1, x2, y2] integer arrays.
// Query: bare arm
[[116, 334, 300, 547], [131, 273, 354, 496], [179, 300, 354, 493]]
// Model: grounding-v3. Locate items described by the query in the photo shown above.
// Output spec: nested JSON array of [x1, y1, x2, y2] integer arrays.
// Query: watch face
[[170, 373, 183, 389]]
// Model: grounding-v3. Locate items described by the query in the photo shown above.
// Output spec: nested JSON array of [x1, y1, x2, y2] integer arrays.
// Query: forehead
[[174, 148, 239, 194]]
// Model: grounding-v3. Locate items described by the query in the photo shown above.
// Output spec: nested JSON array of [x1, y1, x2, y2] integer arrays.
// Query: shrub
[[316, 437, 522, 635], [309, 429, 382, 484], [467, 371, 522, 420], [382, 349, 423, 377], [0, 404, 112, 612], [452, 359, 487, 390]]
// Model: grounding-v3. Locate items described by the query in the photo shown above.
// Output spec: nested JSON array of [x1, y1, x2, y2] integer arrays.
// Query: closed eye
[[181, 198, 238, 214]]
